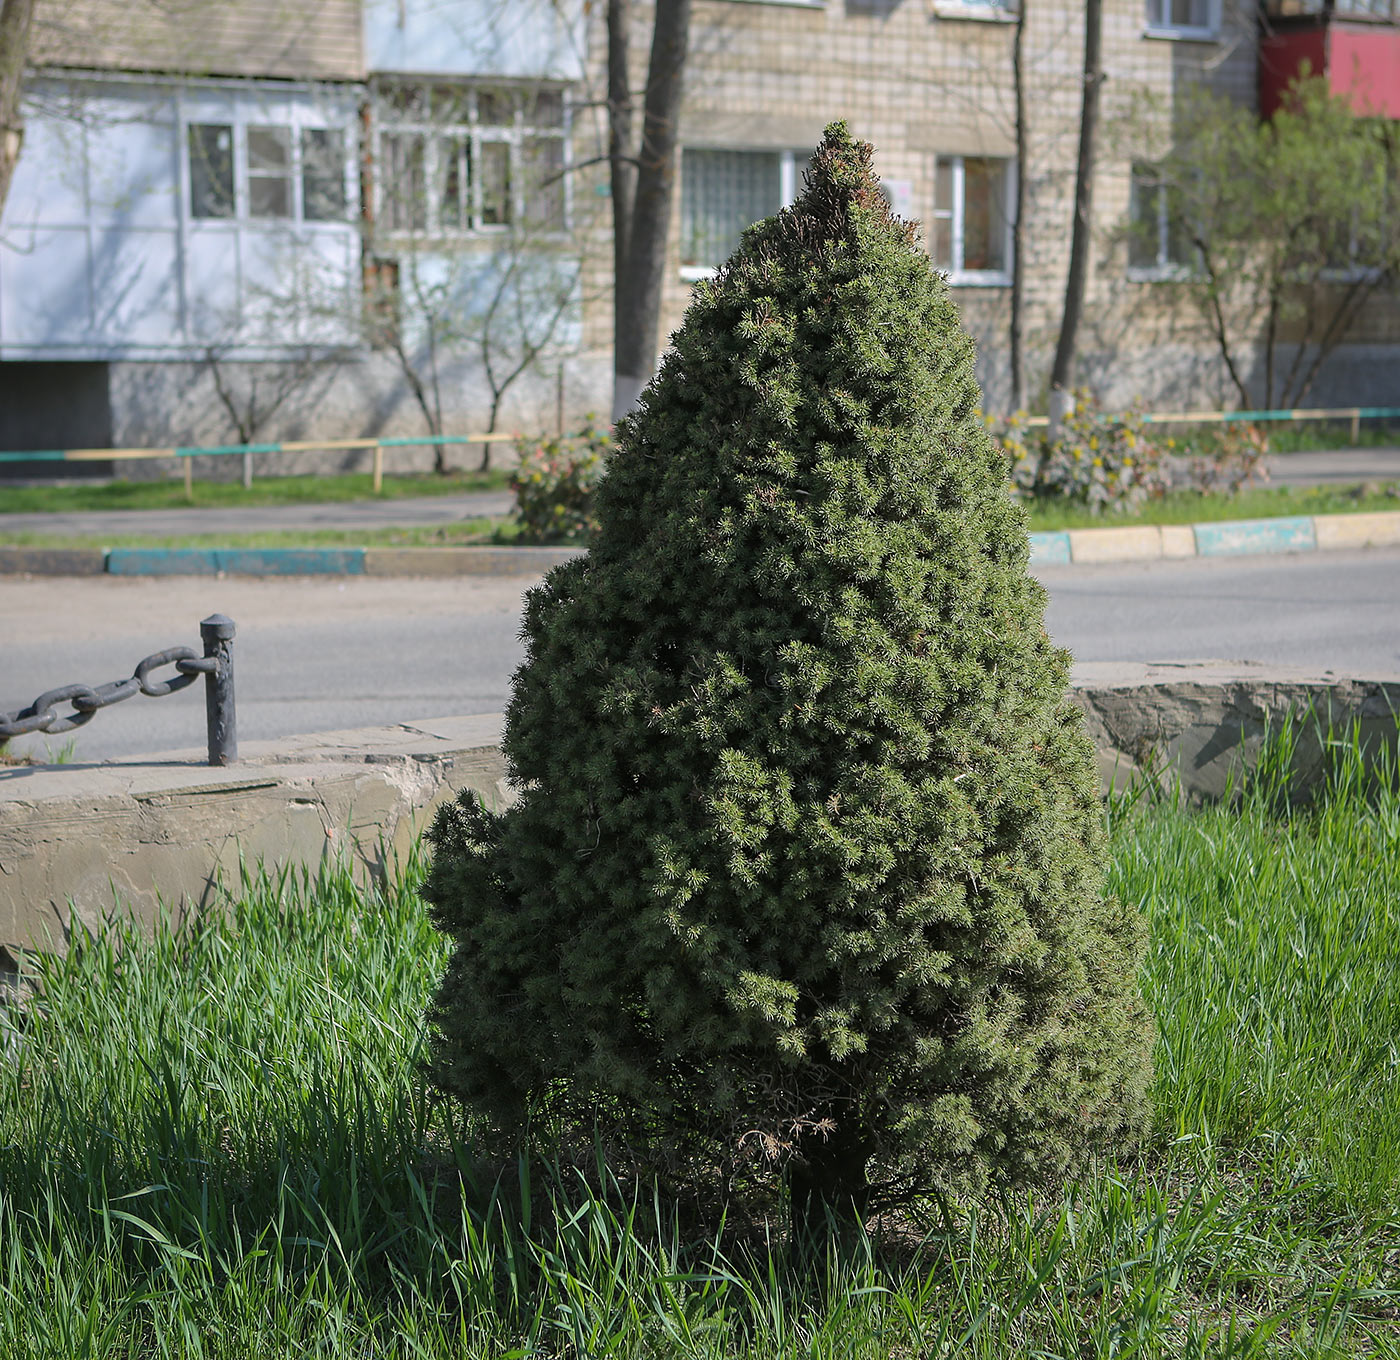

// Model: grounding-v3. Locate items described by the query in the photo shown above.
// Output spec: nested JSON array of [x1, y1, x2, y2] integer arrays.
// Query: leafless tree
[[0, 0, 37, 212]]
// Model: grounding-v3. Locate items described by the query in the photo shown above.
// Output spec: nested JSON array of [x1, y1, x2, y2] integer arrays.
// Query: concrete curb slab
[[1193, 516, 1317, 557], [363, 546, 584, 576], [0, 547, 107, 575], [107, 548, 367, 575], [1313, 511, 1400, 550]]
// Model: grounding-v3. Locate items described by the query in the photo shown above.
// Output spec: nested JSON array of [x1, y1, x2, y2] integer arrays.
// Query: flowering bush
[[510, 420, 612, 543], [984, 409, 1040, 496], [1036, 392, 1172, 513], [1182, 421, 1271, 494], [987, 391, 1171, 514]]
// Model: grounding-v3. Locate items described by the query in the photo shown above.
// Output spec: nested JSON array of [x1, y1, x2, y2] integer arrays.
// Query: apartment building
[[1, 0, 1395, 470], [0, 0, 589, 471]]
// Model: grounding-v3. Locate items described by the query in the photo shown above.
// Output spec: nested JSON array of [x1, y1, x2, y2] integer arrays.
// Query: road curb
[[106, 547, 368, 575], [1028, 508, 1400, 567], [2, 512, 1398, 577]]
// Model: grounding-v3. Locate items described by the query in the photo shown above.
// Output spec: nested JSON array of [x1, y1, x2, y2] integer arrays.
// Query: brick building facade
[[1, 0, 1395, 471]]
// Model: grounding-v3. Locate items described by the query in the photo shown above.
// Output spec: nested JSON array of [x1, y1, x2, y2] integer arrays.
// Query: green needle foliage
[[423, 123, 1154, 1221]]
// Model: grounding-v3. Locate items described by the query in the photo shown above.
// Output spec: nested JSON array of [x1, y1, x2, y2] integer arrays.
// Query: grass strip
[[2, 738, 1399, 1355], [0, 468, 511, 515], [1, 485, 1399, 553]]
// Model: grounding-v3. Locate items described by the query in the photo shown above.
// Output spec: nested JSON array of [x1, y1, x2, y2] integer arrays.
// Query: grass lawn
[[0, 467, 511, 515], [1023, 482, 1400, 532], [2, 754, 1398, 1357]]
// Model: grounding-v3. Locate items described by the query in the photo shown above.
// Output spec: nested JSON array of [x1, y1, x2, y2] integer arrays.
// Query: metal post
[[200, 614, 237, 766], [1351, 410, 1361, 445], [372, 442, 383, 494]]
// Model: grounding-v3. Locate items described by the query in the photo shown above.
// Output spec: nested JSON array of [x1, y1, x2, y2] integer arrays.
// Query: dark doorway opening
[[0, 362, 114, 480]]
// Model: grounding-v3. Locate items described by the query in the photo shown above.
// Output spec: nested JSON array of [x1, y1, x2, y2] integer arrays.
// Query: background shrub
[[510, 421, 612, 543]]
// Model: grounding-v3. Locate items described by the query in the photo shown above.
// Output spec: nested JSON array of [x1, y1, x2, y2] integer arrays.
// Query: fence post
[[183, 455, 193, 501], [242, 450, 253, 490], [1351, 410, 1361, 445], [372, 442, 383, 494], [200, 614, 237, 766]]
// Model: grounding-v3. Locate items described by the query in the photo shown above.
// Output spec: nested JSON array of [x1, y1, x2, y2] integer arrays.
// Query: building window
[[302, 128, 348, 221], [187, 121, 349, 223], [680, 148, 801, 276], [1144, 0, 1218, 36], [1128, 162, 1195, 276], [931, 155, 1014, 285], [189, 124, 234, 218], [374, 81, 568, 237], [247, 126, 293, 218]]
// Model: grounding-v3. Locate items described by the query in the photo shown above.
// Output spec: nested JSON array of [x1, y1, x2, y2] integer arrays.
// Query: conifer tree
[[423, 124, 1153, 1220]]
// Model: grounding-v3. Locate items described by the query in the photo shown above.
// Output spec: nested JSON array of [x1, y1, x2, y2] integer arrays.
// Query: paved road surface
[[1, 447, 1396, 540], [3, 548, 1397, 763]]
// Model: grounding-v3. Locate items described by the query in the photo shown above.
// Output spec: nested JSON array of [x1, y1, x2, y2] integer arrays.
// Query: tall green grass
[[2, 753, 1399, 1357]]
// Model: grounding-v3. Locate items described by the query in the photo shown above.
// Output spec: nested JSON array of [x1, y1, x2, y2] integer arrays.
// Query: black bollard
[[200, 614, 237, 765]]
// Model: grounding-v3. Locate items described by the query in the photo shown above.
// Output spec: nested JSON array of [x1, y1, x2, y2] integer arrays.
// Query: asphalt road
[[3, 547, 1398, 764]]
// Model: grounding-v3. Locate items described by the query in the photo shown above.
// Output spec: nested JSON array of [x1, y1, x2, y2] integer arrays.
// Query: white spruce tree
[[423, 124, 1153, 1222]]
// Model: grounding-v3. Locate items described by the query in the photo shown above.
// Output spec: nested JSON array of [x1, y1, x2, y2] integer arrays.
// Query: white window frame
[[1143, 0, 1220, 41], [931, 155, 1015, 287], [184, 116, 354, 227], [931, 0, 1019, 24], [1126, 162, 1198, 281], [373, 82, 570, 242], [678, 147, 803, 281]]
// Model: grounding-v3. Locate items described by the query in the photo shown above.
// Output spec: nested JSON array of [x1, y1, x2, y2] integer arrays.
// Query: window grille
[[680, 150, 784, 271], [247, 126, 293, 219], [373, 81, 569, 237]]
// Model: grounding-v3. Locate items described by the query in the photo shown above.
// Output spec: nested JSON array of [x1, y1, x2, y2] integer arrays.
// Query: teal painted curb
[[1192, 516, 1317, 557], [107, 548, 367, 576], [1028, 531, 1072, 565]]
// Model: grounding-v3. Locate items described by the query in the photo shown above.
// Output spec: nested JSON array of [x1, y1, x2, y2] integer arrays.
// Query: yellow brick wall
[[32, 0, 364, 82]]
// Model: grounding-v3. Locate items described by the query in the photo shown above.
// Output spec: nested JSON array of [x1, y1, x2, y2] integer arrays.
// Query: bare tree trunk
[[1009, 0, 1028, 413], [1047, 0, 1102, 435], [608, 0, 635, 354], [611, 0, 691, 422], [0, 0, 38, 214]]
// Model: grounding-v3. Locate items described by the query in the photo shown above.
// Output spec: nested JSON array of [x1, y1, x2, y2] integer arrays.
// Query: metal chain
[[0, 648, 221, 741]]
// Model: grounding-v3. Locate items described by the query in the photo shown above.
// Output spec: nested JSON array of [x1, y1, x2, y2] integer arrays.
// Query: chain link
[[0, 646, 223, 742]]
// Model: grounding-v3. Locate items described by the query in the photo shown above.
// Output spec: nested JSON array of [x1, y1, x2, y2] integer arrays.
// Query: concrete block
[[1192, 516, 1317, 557], [1072, 660, 1400, 804], [108, 548, 366, 576], [1159, 524, 1196, 558], [363, 546, 582, 577], [0, 716, 508, 955], [0, 547, 108, 575], [1068, 526, 1163, 564], [1028, 531, 1071, 565], [1312, 511, 1400, 551]]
